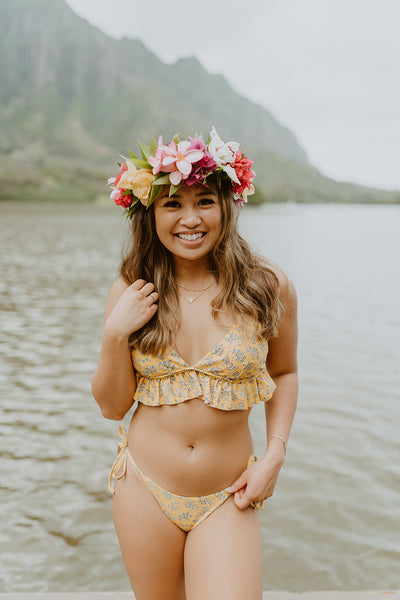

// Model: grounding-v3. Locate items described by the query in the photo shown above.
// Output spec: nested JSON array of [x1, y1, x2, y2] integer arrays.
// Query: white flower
[[208, 126, 240, 184], [241, 186, 255, 203]]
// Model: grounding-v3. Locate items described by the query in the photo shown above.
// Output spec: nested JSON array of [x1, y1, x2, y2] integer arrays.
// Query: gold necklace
[[176, 281, 216, 292], [177, 282, 216, 304]]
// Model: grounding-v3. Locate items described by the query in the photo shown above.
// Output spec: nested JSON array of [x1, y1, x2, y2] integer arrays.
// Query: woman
[[91, 127, 298, 600]]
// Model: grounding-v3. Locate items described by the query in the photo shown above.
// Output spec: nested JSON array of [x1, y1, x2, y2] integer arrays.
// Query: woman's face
[[153, 184, 222, 262]]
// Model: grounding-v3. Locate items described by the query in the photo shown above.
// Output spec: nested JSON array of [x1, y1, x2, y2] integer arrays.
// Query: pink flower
[[148, 138, 204, 185], [147, 136, 173, 174], [188, 136, 207, 152], [184, 137, 218, 186]]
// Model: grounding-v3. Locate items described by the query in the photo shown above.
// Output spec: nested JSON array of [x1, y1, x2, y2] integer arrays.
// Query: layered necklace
[[176, 281, 216, 304]]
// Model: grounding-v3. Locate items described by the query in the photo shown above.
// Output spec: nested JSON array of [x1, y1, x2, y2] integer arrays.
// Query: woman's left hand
[[225, 446, 285, 510]]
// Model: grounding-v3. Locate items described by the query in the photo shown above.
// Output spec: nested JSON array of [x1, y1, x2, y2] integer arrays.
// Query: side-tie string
[[108, 425, 129, 494]]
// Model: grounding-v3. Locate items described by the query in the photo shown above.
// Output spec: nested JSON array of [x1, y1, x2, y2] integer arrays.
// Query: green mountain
[[0, 0, 398, 204]]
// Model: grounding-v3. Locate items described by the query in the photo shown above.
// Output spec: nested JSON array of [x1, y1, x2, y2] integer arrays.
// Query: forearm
[[263, 371, 298, 459], [91, 329, 136, 420], [231, 372, 298, 509]]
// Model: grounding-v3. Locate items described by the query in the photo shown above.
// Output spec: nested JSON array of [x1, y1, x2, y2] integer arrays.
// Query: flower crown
[[108, 126, 255, 218]]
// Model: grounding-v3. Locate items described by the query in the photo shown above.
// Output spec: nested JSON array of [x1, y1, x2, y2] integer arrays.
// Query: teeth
[[177, 233, 204, 241]]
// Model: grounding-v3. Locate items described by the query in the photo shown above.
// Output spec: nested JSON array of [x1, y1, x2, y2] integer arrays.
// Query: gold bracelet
[[267, 434, 287, 456]]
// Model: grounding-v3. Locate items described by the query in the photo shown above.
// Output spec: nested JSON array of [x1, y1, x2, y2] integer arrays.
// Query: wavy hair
[[119, 180, 283, 354]]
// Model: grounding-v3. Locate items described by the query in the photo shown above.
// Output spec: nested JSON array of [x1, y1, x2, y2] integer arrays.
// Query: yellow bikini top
[[131, 319, 276, 411]]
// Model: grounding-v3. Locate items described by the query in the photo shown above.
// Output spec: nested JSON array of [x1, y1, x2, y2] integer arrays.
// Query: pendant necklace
[[176, 281, 216, 304]]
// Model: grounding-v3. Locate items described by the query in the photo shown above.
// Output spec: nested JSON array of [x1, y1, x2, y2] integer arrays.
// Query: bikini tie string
[[108, 425, 129, 494]]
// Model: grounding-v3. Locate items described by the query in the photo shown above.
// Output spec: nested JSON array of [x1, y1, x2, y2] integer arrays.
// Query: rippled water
[[0, 202, 399, 592]]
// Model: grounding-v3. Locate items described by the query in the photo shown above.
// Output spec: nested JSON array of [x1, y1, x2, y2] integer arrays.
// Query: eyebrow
[[164, 189, 218, 199], [195, 189, 218, 197]]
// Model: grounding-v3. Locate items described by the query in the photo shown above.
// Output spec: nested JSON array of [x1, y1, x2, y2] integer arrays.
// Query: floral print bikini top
[[131, 319, 276, 411]]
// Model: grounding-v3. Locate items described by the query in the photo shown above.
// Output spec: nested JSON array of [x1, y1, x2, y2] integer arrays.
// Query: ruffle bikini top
[[131, 319, 276, 411]]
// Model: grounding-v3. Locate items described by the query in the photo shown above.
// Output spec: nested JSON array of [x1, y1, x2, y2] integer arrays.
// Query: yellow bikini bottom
[[108, 425, 263, 533]]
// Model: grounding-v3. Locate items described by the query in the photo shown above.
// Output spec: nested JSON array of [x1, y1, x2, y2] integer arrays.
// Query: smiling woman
[[153, 186, 222, 259], [91, 127, 298, 600]]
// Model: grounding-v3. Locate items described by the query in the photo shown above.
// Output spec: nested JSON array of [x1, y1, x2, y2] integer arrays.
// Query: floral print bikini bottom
[[108, 425, 263, 532]]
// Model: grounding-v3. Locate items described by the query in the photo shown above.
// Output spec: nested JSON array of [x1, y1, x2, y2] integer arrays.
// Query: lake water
[[0, 202, 399, 592]]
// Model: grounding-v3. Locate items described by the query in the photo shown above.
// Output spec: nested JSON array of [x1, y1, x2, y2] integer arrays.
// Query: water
[[0, 202, 399, 592]]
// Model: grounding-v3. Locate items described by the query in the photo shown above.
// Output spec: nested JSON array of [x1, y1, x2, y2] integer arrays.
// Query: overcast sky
[[65, 0, 400, 191]]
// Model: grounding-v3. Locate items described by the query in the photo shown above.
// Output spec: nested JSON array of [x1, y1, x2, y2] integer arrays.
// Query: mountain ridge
[[0, 0, 307, 162], [0, 0, 398, 204]]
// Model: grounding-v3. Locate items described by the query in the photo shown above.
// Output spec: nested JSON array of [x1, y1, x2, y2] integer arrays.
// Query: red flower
[[232, 150, 255, 196], [111, 188, 133, 208]]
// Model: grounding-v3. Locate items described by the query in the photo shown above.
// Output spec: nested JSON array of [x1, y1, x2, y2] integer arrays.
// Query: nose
[[179, 207, 202, 228]]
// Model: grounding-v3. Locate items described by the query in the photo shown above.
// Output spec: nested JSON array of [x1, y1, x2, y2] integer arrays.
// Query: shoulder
[[258, 257, 297, 307], [109, 277, 130, 296]]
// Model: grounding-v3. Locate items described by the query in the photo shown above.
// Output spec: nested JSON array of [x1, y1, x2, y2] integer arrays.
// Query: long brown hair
[[119, 180, 283, 353]]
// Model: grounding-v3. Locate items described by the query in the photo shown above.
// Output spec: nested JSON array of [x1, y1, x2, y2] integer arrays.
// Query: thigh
[[184, 496, 263, 600], [112, 463, 187, 600]]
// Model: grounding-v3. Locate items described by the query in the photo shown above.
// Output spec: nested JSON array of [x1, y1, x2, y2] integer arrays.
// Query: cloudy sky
[[65, 0, 400, 191]]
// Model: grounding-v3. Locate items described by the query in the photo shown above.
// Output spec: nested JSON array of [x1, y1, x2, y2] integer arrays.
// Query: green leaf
[[150, 136, 158, 153], [147, 184, 160, 207], [153, 174, 171, 186], [130, 157, 151, 169], [124, 198, 140, 219], [139, 141, 151, 160], [172, 133, 183, 144], [127, 149, 139, 160], [169, 183, 182, 196]]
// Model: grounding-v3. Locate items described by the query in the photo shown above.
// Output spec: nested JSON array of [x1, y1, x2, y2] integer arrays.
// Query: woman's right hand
[[103, 279, 159, 341]]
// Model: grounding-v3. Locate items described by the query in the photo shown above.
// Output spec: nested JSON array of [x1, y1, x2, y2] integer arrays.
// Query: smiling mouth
[[175, 232, 205, 241]]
